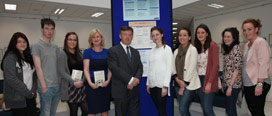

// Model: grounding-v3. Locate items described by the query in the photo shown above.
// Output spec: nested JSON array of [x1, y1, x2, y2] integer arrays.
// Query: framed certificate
[[94, 70, 105, 86]]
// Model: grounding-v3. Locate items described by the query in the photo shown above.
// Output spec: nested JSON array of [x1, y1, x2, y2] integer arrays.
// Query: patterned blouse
[[197, 50, 208, 75], [222, 45, 243, 88]]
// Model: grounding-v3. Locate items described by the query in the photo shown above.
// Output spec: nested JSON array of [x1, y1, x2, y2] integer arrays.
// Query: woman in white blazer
[[173, 28, 201, 116]]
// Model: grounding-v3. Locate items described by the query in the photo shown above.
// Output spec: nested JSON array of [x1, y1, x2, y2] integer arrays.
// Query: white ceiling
[[0, 0, 265, 28]]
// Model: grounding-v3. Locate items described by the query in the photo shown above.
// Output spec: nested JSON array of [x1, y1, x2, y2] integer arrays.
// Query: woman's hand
[[74, 81, 83, 88], [255, 85, 263, 96], [178, 87, 185, 96], [89, 82, 99, 89], [146, 86, 150, 94], [161, 87, 168, 97], [226, 87, 232, 96], [101, 80, 110, 87], [204, 82, 212, 94]]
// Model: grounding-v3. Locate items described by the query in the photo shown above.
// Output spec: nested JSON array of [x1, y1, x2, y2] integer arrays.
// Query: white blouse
[[147, 45, 173, 89], [22, 61, 35, 90]]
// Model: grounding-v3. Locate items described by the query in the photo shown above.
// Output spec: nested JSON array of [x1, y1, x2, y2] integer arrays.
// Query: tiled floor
[[54, 100, 272, 116]]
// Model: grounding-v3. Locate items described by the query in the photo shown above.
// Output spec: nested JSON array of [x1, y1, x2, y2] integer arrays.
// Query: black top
[[67, 53, 83, 74]]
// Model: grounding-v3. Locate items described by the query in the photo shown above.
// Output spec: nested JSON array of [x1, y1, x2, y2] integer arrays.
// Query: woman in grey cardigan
[[1, 32, 37, 116], [58, 32, 87, 116]]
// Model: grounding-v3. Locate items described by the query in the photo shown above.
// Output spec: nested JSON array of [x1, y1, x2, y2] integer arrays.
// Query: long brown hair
[[63, 32, 82, 64], [1, 32, 34, 70], [194, 24, 212, 54], [151, 26, 166, 48]]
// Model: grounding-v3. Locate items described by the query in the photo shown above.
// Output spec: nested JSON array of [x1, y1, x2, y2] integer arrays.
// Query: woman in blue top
[[83, 29, 112, 116]]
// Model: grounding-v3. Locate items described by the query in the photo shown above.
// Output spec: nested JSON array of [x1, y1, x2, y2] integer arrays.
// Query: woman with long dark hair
[[173, 28, 200, 116], [194, 24, 219, 116], [58, 32, 88, 116], [1, 32, 37, 116], [221, 27, 243, 116], [146, 26, 173, 116]]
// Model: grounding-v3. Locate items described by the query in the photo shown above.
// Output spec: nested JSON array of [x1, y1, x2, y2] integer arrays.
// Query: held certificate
[[71, 69, 83, 81], [94, 70, 105, 86]]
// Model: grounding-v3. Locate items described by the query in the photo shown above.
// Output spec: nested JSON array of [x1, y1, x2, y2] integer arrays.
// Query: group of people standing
[[172, 18, 271, 116], [1, 18, 112, 116], [1, 17, 271, 116], [145, 18, 271, 116]]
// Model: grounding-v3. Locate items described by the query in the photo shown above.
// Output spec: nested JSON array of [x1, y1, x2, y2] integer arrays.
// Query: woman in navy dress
[[83, 29, 112, 116]]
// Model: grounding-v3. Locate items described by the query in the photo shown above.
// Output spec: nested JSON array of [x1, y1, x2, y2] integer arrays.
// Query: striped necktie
[[126, 46, 131, 62]]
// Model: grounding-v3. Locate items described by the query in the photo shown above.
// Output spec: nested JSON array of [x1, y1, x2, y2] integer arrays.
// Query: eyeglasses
[[67, 39, 77, 42]]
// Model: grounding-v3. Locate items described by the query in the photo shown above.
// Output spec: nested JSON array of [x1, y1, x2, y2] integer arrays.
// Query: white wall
[[194, 0, 272, 44], [193, 0, 272, 102], [0, 13, 112, 79], [0, 13, 112, 50]]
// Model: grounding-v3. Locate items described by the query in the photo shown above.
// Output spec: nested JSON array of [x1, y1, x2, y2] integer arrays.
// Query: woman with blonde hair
[[83, 29, 111, 116]]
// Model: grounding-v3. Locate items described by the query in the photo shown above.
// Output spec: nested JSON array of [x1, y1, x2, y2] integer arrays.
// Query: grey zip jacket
[[2, 52, 37, 109]]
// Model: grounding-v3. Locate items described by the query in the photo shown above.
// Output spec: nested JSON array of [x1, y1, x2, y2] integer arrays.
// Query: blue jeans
[[175, 87, 196, 116], [198, 76, 215, 116], [38, 86, 61, 116], [224, 87, 241, 116]]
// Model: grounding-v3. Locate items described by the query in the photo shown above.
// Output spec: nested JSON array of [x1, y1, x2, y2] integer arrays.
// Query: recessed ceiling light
[[172, 22, 178, 25], [54, 8, 65, 14], [54, 9, 60, 14], [173, 28, 178, 30], [91, 12, 104, 17], [208, 3, 224, 9], [5, 4, 16, 11], [58, 9, 65, 14]]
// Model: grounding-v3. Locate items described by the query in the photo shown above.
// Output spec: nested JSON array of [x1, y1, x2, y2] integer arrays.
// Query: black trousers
[[114, 94, 140, 116], [244, 82, 271, 116], [68, 101, 88, 116], [150, 87, 167, 116], [11, 97, 37, 116]]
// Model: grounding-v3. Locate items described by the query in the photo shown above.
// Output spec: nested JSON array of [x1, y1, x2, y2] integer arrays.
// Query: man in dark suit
[[107, 26, 143, 116]]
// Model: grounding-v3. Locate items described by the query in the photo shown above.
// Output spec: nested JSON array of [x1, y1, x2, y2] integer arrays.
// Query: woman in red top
[[194, 24, 219, 116]]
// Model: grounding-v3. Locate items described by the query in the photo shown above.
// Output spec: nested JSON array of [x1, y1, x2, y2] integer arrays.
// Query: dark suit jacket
[[107, 44, 143, 98]]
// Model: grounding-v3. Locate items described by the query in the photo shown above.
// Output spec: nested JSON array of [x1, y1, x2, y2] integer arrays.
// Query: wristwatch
[[257, 82, 263, 87]]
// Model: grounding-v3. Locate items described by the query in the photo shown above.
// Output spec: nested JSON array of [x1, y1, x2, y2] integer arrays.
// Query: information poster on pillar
[[129, 21, 156, 77], [129, 21, 156, 49], [123, 0, 160, 21]]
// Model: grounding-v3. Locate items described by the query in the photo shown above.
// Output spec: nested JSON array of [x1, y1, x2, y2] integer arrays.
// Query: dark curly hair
[[221, 27, 240, 55]]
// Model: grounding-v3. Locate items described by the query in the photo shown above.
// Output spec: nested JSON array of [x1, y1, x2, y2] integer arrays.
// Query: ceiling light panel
[[91, 12, 104, 17], [5, 4, 17, 10], [172, 22, 178, 25], [208, 3, 224, 9], [54, 8, 65, 14]]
